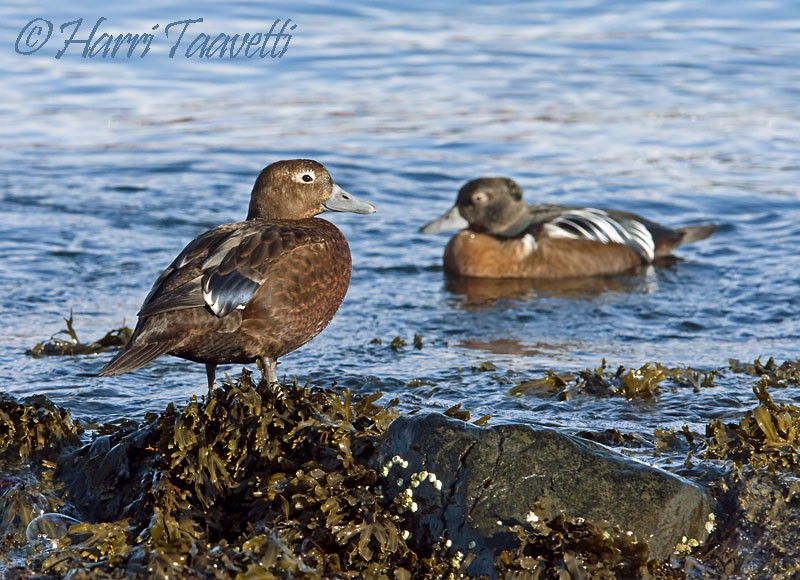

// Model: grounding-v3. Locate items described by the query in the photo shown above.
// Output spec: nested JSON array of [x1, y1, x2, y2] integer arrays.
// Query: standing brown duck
[[99, 159, 377, 389], [421, 177, 716, 279]]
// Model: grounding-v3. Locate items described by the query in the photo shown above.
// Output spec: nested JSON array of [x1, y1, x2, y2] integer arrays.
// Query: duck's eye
[[293, 170, 317, 184], [472, 191, 488, 204]]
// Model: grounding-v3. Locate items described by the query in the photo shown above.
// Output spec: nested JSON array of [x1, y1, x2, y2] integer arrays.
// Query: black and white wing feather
[[543, 208, 655, 262], [136, 224, 291, 319], [198, 231, 264, 317]]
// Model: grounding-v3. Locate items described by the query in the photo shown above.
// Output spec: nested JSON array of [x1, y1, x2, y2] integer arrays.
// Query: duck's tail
[[98, 341, 175, 377], [676, 224, 718, 245]]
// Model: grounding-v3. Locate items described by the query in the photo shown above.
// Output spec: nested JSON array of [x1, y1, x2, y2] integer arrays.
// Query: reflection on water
[[444, 267, 658, 306], [459, 338, 568, 358]]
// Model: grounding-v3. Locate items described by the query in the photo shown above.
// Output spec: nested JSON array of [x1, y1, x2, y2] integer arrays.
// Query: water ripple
[[0, 0, 798, 435]]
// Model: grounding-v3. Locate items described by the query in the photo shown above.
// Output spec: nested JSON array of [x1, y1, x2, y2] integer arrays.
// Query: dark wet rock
[[59, 423, 158, 522], [375, 413, 716, 577], [705, 467, 800, 576]]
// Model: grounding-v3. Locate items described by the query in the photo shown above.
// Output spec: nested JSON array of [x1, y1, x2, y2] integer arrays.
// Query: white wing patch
[[201, 268, 261, 318], [545, 208, 655, 262], [520, 233, 538, 256], [202, 289, 247, 317], [204, 288, 224, 316]]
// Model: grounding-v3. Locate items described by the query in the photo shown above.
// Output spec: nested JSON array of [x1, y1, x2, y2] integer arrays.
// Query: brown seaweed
[[5, 351, 800, 577], [27, 312, 132, 358]]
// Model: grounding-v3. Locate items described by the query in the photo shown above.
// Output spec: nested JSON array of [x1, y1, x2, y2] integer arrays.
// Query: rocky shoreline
[[1, 357, 799, 578]]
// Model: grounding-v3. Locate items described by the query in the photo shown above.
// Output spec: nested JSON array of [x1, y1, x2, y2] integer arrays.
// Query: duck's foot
[[261, 357, 278, 386], [205, 363, 218, 393]]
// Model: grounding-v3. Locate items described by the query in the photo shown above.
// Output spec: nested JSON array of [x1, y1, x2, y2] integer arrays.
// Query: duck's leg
[[205, 363, 217, 392], [262, 357, 278, 384]]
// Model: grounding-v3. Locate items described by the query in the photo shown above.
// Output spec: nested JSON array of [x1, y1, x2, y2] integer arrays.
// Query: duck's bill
[[323, 184, 377, 214], [419, 205, 468, 234]]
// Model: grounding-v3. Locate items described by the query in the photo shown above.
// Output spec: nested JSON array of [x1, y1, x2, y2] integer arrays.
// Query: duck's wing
[[138, 221, 319, 319], [531, 205, 656, 263], [135, 223, 237, 316]]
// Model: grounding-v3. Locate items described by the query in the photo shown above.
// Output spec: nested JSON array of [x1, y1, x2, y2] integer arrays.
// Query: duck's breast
[[239, 218, 352, 358]]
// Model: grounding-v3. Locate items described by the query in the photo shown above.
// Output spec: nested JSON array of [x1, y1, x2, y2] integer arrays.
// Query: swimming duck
[[421, 177, 716, 279], [99, 159, 377, 389]]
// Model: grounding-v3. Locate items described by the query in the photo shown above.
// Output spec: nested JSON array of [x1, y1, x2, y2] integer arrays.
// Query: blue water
[[1, 1, 799, 442]]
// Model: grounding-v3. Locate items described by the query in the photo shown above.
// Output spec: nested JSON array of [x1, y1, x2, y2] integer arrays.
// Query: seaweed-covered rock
[[375, 413, 716, 577], [27, 313, 132, 358], [0, 394, 83, 556], [706, 376, 800, 471], [508, 360, 718, 399], [51, 374, 423, 577], [700, 467, 800, 577], [0, 393, 82, 460]]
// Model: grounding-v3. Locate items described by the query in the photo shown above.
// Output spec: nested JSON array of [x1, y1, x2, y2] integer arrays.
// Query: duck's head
[[248, 159, 377, 220], [420, 177, 528, 236]]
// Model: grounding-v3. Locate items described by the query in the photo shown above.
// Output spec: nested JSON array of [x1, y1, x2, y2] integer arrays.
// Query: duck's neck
[[492, 212, 533, 238]]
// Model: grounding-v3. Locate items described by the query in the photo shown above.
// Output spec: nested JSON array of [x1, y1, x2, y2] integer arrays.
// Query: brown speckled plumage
[[99, 159, 376, 389]]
